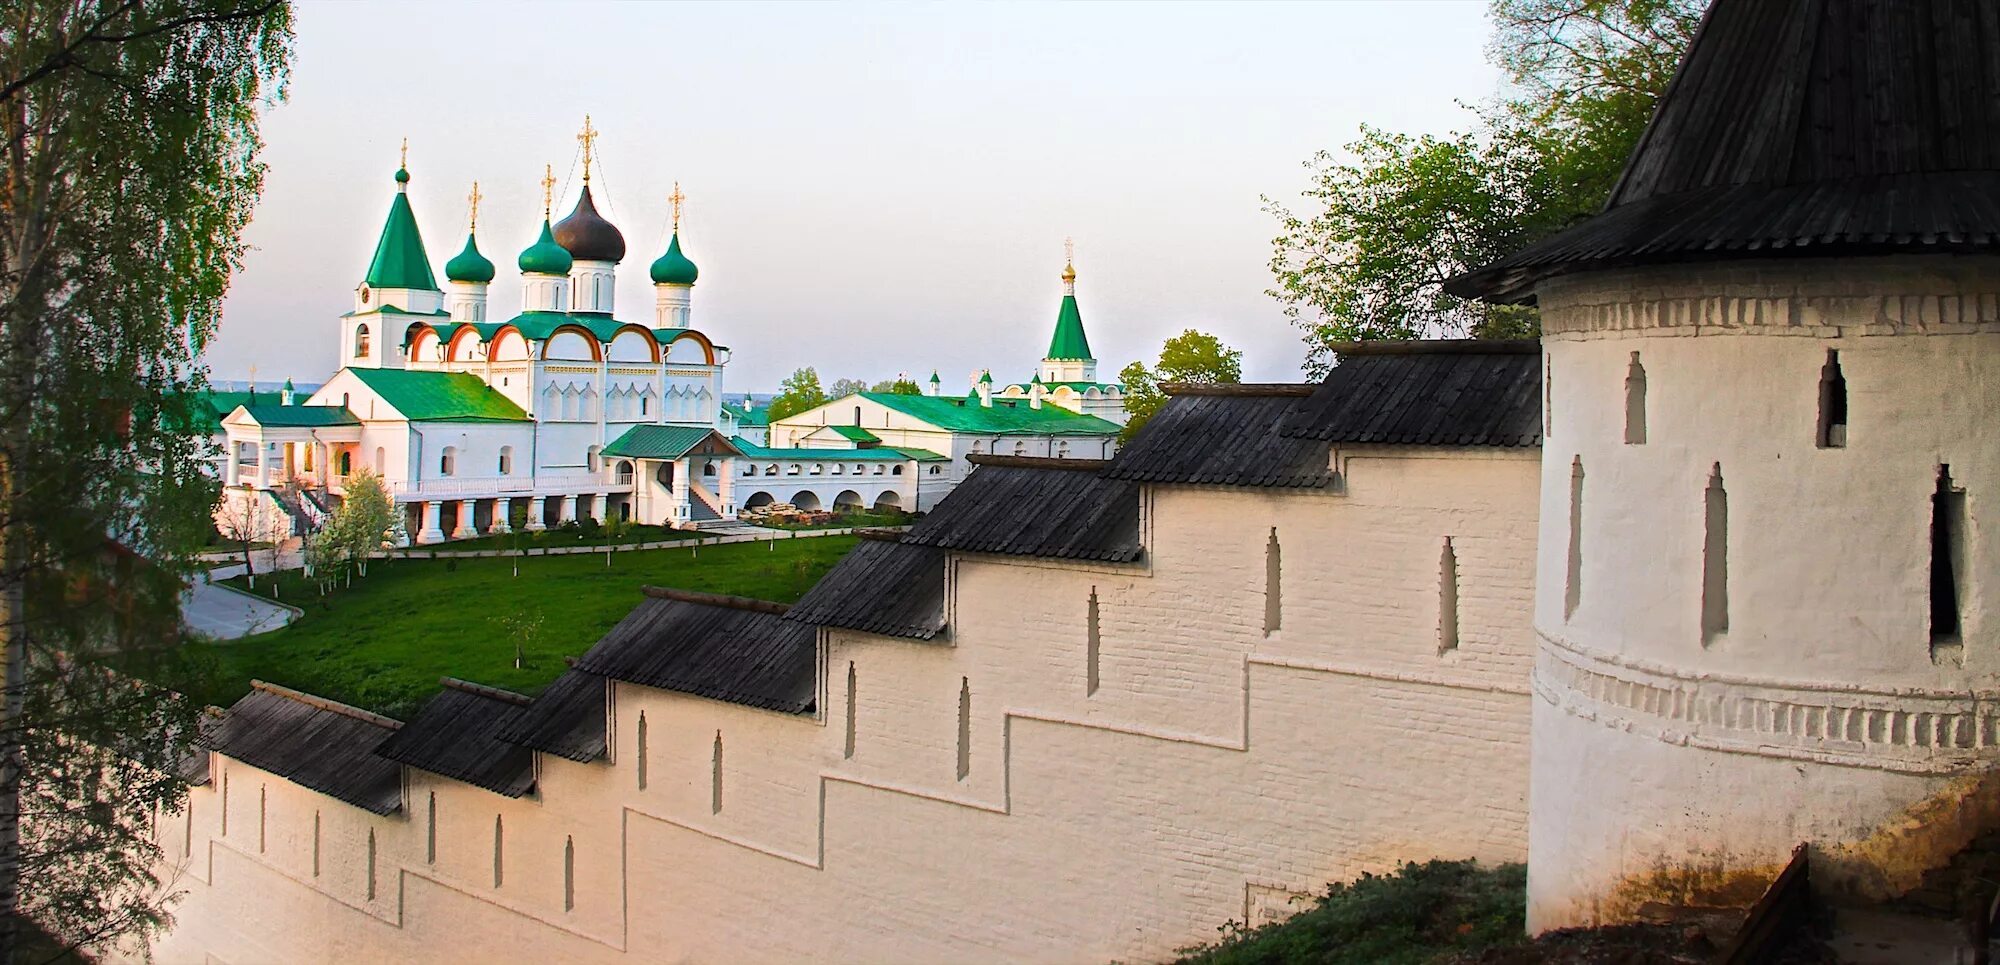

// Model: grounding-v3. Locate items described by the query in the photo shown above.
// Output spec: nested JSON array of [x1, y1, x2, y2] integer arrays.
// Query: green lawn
[[192, 535, 858, 719], [399, 523, 699, 554]]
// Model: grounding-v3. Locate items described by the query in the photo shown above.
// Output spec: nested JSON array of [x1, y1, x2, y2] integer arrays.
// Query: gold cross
[[541, 164, 556, 218], [669, 181, 686, 232], [1064, 236, 1075, 267], [467, 181, 483, 231], [399, 137, 408, 170], [577, 115, 599, 183]]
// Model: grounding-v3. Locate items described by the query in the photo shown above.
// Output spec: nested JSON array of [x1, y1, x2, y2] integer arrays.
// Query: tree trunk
[[0, 452, 24, 961]]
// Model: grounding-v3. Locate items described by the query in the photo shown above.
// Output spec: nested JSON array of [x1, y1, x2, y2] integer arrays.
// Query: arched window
[[586, 445, 601, 473], [810, 464, 823, 475], [702, 461, 717, 477], [872, 465, 884, 475], [892, 464, 904, 475], [354, 324, 371, 359], [763, 464, 777, 477], [1014, 441, 1028, 456], [338, 451, 352, 475], [498, 446, 513, 475], [375, 446, 386, 470], [440, 446, 457, 476], [616, 460, 634, 484], [742, 463, 756, 477], [928, 465, 941, 475]]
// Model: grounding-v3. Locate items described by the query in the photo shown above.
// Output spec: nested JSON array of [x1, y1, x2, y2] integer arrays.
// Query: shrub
[[1176, 860, 1526, 965]]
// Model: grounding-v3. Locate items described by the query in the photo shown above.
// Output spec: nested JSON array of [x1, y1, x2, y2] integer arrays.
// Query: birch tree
[[0, 0, 292, 954]]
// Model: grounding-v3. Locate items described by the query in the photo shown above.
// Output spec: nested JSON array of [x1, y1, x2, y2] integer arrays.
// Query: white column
[[452, 499, 478, 539], [488, 498, 512, 535], [559, 494, 576, 524], [418, 501, 445, 544], [718, 457, 736, 518], [672, 458, 691, 524], [256, 441, 271, 489], [525, 496, 546, 530], [224, 439, 239, 487]]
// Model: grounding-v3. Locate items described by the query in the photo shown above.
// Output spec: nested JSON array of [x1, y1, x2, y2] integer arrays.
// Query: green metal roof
[[860, 392, 1120, 436], [363, 180, 439, 291], [889, 447, 950, 462], [731, 438, 917, 461], [235, 404, 360, 428], [730, 403, 769, 427], [445, 231, 496, 283], [1046, 294, 1092, 360], [345, 368, 529, 422], [649, 232, 699, 285], [518, 220, 573, 276], [192, 390, 260, 432], [343, 304, 451, 319], [823, 425, 880, 443], [603, 425, 736, 460]]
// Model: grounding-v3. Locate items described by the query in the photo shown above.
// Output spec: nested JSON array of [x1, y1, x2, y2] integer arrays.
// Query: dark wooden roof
[[1279, 341, 1542, 447], [785, 534, 948, 641], [496, 667, 607, 763], [572, 589, 816, 715], [1450, 0, 2000, 302], [202, 682, 404, 815], [1104, 386, 1334, 489], [903, 456, 1143, 563], [374, 680, 537, 798]]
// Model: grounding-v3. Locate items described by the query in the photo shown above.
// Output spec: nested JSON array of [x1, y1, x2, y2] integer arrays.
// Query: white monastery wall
[[1527, 257, 2000, 930], [147, 447, 1540, 963]]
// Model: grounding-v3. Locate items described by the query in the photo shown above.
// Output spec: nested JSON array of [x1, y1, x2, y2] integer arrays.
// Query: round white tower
[[1450, 0, 2000, 932]]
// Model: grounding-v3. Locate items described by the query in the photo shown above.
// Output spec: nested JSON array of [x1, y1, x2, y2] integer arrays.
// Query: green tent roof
[[363, 179, 439, 291], [603, 425, 737, 460], [235, 404, 360, 428], [860, 392, 1120, 435], [345, 368, 528, 422], [1046, 294, 1092, 360]]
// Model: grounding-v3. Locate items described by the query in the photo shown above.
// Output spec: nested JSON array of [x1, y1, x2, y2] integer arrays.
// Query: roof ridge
[[641, 585, 790, 616], [1329, 339, 1539, 357], [854, 528, 909, 543], [1163, 383, 1316, 397], [250, 679, 401, 730], [438, 677, 534, 707], [965, 454, 1113, 470]]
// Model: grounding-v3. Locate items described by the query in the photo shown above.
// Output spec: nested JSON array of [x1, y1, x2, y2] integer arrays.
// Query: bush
[[1176, 860, 1526, 965]]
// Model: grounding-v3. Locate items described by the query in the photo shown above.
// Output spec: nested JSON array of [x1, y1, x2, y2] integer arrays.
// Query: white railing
[[389, 474, 632, 499]]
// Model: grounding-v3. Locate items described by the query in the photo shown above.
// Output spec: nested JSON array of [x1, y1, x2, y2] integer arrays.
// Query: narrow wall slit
[[844, 662, 857, 758], [1931, 465, 1966, 664], [493, 814, 503, 888], [311, 810, 320, 877], [366, 828, 377, 901], [636, 712, 648, 790], [1565, 456, 1584, 620], [1439, 537, 1459, 654], [956, 677, 971, 782], [1817, 349, 1848, 448], [258, 786, 267, 853], [1624, 353, 1647, 445], [1086, 589, 1101, 695], [563, 836, 575, 912], [426, 791, 437, 863], [1702, 464, 1729, 644], [711, 731, 723, 814], [1264, 528, 1282, 634], [1545, 360, 1554, 438]]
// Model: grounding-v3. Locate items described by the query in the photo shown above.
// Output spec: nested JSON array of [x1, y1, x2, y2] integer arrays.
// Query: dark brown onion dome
[[552, 184, 625, 263]]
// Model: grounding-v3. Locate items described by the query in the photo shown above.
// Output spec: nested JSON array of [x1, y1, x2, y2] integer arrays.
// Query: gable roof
[[203, 682, 403, 815], [364, 189, 438, 292], [345, 368, 529, 422], [820, 425, 880, 443], [859, 392, 1121, 436], [1450, 0, 2000, 302], [785, 535, 948, 641], [1105, 386, 1334, 489], [903, 456, 1143, 562], [495, 668, 607, 763], [191, 390, 260, 432], [730, 438, 922, 462], [1279, 341, 1542, 448], [374, 680, 536, 798], [232, 404, 360, 428], [602, 425, 741, 461], [572, 589, 817, 715]]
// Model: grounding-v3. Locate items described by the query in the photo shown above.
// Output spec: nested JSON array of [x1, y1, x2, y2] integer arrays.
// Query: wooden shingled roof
[[572, 589, 817, 715], [784, 533, 949, 641], [1279, 342, 1542, 448], [374, 680, 537, 798], [202, 682, 404, 815], [1104, 385, 1334, 489], [495, 667, 609, 762], [902, 455, 1143, 563], [1449, 0, 2000, 302]]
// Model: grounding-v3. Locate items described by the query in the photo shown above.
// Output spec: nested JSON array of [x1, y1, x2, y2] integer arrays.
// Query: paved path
[[182, 580, 298, 640]]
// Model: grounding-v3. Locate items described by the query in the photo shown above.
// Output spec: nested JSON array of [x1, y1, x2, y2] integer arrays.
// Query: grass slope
[[193, 535, 856, 719]]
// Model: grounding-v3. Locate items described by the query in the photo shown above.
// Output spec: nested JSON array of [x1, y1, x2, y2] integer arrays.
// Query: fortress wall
[[145, 448, 1540, 963]]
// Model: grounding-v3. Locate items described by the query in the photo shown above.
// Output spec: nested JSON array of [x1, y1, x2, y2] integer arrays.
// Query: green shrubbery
[[1177, 860, 1526, 965]]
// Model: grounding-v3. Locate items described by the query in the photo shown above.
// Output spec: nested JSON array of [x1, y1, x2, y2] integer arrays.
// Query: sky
[[210, 0, 1501, 391]]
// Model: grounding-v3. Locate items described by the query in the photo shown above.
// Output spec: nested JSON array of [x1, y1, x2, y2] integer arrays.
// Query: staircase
[[270, 487, 322, 535], [687, 482, 725, 522]]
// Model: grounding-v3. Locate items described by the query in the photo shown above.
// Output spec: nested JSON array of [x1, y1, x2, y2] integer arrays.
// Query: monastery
[[207, 125, 1122, 540], [149, 0, 1999, 960]]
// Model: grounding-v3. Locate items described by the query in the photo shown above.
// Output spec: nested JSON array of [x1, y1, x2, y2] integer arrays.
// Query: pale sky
[[211, 0, 1500, 390]]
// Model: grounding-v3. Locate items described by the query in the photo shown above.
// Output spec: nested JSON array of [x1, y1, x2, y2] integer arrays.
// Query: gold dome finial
[[540, 164, 556, 219], [669, 180, 686, 233], [1061, 237, 1077, 292], [467, 181, 483, 231], [577, 114, 599, 184]]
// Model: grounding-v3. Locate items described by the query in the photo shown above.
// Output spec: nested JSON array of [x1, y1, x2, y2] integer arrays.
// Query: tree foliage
[[870, 376, 923, 395], [1266, 0, 1704, 376], [1119, 330, 1243, 441], [827, 377, 869, 400], [766, 367, 827, 422], [0, 0, 293, 953]]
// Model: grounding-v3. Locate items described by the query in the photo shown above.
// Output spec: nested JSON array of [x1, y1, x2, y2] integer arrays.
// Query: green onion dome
[[394, 166, 410, 185], [445, 232, 495, 283], [518, 220, 573, 276], [649, 232, 699, 285]]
